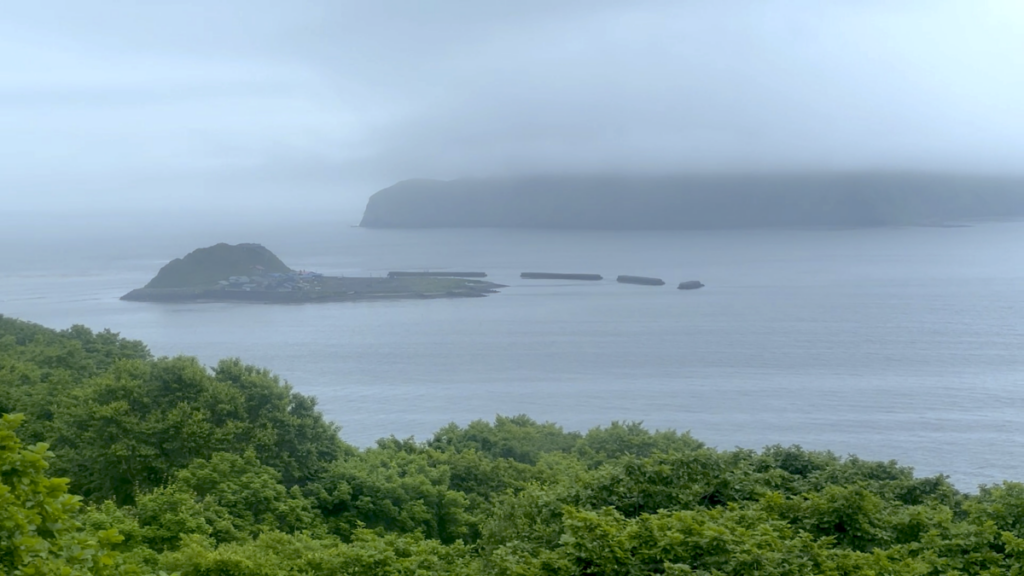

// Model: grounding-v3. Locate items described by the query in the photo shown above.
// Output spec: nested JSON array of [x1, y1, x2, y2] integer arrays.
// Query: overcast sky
[[3, 0, 1023, 215]]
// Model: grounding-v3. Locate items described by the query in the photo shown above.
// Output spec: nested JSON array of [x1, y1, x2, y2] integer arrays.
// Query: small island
[[121, 243, 504, 303]]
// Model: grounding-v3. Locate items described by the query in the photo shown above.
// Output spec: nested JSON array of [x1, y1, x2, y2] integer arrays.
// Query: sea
[[2, 211, 1023, 490]]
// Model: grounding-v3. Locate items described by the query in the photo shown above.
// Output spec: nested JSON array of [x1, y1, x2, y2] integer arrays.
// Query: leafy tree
[[573, 421, 704, 467], [210, 359, 350, 485], [2, 318, 348, 505], [157, 531, 478, 576], [0, 317, 150, 445], [47, 356, 347, 504], [154, 451, 322, 544], [579, 449, 734, 517], [135, 486, 212, 552], [429, 415, 581, 464], [307, 446, 471, 543], [0, 413, 139, 576]]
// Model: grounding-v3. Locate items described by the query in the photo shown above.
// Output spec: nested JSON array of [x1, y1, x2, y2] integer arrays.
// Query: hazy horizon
[[4, 1, 1024, 215]]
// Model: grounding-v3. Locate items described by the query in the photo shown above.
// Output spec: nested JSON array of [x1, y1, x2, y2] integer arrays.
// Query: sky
[[2, 0, 1023, 216]]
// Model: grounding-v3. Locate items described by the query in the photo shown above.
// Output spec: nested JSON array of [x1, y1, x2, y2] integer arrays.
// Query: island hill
[[359, 172, 1024, 229], [121, 243, 503, 303]]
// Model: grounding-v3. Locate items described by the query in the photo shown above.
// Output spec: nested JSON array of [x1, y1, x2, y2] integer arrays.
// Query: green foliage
[[1, 316, 347, 504], [135, 486, 212, 552], [45, 355, 347, 504], [306, 445, 471, 543], [0, 414, 140, 576], [573, 421, 705, 467], [157, 531, 479, 576], [428, 416, 706, 470], [210, 359, 350, 485], [580, 449, 735, 517], [0, 317, 151, 443], [155, 451, 322, 544], [429, 415, 581, 464]]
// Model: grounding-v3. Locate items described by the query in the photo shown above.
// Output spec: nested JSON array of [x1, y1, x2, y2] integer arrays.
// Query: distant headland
[[359, 173, 1024, 229], [121, 243, 503, 303]]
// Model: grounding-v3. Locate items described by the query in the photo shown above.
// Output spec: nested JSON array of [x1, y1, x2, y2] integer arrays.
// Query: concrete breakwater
[[388, 271, 488, 278], [519, 272, 702, 287], [521, 272, 604, 281], [616, 275, 665, 286]]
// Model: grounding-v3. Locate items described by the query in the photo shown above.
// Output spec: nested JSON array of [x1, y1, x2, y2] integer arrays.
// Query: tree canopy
[[3, 314, 1024, 575]]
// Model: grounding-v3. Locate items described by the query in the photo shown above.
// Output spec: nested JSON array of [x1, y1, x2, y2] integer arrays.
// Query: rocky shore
[[121, 279, 504, 303]]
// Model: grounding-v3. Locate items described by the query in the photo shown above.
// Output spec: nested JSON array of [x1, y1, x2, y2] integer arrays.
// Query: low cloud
[[3, 0, 1023, 213]]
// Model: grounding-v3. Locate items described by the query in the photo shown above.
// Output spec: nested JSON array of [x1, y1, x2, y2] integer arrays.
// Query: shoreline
[[121, 277, 504, 304]]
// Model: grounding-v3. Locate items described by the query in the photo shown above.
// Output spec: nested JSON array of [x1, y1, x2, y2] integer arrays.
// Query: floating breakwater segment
[[616, 275, 666, 286], [520, 272, 604, 281], [519, 272, 701, 289], [387, 271, 488, 278]]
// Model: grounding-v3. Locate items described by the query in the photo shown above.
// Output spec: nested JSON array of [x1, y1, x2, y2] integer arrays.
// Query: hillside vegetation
[[360, 173, 1024, 229], [144, 243, 292, 289], [5, 313, 1024, 575]]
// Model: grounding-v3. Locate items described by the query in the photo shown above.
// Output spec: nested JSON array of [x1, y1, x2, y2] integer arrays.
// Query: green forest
[[3, 314, 1024, 575]]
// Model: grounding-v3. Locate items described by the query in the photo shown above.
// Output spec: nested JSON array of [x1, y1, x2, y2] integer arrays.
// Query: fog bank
[[3, 1, 1023, 214]]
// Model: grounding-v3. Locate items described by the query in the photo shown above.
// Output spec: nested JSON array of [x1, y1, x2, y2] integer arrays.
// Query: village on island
[[221, 268, 325, 293]]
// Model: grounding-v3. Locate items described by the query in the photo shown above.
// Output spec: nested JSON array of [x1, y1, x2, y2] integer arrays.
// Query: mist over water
[[3, 215, 1024, 490]]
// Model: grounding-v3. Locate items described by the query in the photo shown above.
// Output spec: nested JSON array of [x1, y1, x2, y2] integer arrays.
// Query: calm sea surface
[[2, 214, 1023, 490]]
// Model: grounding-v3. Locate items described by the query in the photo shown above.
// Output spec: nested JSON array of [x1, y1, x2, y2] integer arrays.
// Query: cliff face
[[144, 243, 292, 289], [358, 173, 1024, 229]]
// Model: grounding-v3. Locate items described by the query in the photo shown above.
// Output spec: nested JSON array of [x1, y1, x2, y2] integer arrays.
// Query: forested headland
[[4, 313, 1024, 575], [359, 173, 1024, 229]]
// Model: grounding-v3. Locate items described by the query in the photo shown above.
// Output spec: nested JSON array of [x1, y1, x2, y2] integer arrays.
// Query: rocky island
[[121, 243, 503, 303]]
